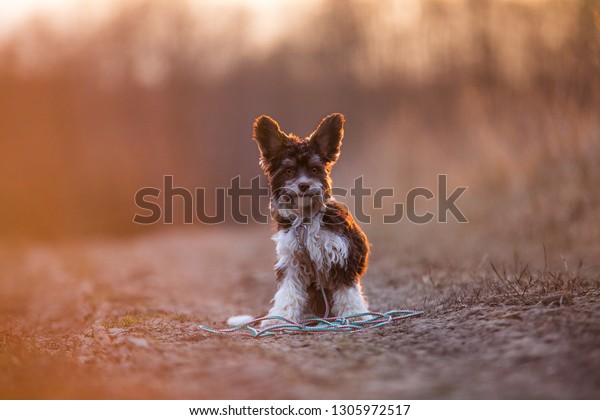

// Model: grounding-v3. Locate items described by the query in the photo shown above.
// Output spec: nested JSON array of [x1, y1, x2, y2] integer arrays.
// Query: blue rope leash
[[198, 310, 424, 338]]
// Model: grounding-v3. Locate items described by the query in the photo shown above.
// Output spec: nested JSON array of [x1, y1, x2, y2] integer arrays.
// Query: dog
[[252, 113, 370, 327]]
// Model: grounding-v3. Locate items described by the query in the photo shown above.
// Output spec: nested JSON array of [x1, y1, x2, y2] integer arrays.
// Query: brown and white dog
[[252, 113, 370, 327]]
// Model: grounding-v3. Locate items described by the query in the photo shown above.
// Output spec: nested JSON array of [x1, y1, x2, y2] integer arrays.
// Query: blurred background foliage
[[0, 0, 598, 246]]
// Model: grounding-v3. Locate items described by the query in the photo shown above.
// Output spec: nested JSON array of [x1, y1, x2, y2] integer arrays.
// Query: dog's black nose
[[298, 183, 310, 193]]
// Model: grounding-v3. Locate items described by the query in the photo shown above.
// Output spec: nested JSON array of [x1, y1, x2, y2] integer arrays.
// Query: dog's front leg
[[261, 267, 307, 328], [332, 282, 369, 318]]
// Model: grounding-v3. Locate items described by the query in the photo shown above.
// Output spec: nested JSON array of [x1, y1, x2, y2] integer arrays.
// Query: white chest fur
[[272, 221, 349, 286]]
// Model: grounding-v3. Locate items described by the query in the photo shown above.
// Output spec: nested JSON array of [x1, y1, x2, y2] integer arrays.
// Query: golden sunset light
[[0, 0, 599, 412]]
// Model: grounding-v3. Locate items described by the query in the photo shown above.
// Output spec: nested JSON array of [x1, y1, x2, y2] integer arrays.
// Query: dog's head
[[253, 113, 345, 221]]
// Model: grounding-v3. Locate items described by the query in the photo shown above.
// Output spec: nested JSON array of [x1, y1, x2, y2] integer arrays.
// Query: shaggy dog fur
[[252, 113, 370, 326]]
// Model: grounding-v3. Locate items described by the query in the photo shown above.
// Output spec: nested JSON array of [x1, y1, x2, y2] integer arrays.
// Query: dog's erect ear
[[310, 113, 345, 164], [253, 115, 285, 162]]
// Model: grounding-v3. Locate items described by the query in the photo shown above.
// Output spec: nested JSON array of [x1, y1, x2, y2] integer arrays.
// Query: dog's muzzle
[[277, 188, 323, 210]]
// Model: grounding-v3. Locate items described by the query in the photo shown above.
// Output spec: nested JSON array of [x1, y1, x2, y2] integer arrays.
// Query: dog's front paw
[[259, 318, 285, 329], [259, 314, 301, 329], [346, 313, 373, 323]]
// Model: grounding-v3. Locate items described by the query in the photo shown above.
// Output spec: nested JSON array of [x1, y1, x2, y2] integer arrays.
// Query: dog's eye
[[285, 168, 294, 175], [311, 167, 318, 174]]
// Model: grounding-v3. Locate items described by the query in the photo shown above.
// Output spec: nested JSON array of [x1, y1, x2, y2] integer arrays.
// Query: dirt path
[[1, 228, 599, 399]]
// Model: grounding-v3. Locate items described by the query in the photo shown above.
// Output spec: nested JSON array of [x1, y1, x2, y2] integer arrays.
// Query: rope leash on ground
[[198, 310, 424, 337]]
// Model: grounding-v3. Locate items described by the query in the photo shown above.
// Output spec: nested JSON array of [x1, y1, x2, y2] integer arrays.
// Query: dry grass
[[427, 262, 600, 313]]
